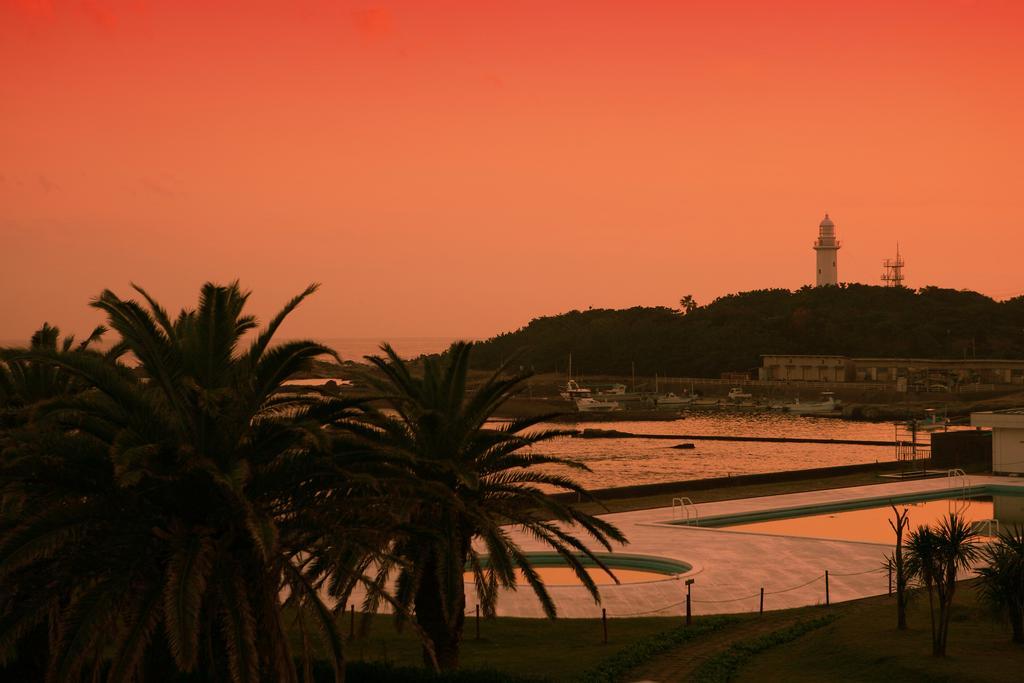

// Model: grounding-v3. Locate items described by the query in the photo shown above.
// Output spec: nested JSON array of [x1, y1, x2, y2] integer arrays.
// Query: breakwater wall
[[575, 429, 913, 447], [550, 460, 926, 504]]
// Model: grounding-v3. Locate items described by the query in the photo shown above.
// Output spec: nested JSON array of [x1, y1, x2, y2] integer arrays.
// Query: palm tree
[[887, 504, 912, 630], [355, 342, 627, 671], [904, 513, 981, 656], [975, 526, 1024, 643], [904, 524, 940, 651], [0, 282, 374, 682], [0, 322, 108, 428], [0, 323, 110, 679]]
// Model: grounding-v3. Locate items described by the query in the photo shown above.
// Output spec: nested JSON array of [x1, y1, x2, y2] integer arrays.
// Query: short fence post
[[685, 579, 693, 626], [602, 608, 608, 644], [475, 604, 480, 640], [825, 571, 830, 606], [759, 587, 764, 615], [349, 603, 355, 640]]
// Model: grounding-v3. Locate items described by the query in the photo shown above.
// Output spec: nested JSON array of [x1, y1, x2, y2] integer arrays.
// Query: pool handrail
[[947, 468, 968, 500], [672, 497, 700, 526]]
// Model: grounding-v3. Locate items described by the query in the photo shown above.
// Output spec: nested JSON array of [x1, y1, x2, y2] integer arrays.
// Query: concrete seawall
[[551, 460, 924, 504]]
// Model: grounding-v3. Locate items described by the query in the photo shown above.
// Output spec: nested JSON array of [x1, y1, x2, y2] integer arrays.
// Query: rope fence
[[608, 597, 689, 618], [829, 566, 888, 578], [456, 565, 890, 621], [607, 565, 891, 618], [689, 592, 762, 605], [762, 573, 825, 596], [345, 564, 889, 649]]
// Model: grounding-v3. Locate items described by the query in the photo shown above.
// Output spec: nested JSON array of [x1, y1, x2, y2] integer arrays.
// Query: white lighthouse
[[813, 213, 840, 286]]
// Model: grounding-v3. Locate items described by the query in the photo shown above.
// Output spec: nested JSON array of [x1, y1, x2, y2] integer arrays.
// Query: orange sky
[[2, 0, 1023, 342]]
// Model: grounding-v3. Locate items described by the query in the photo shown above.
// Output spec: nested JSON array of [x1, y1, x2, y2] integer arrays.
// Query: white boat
[[784, 392, 841, 415], [911, 410, 948, 432], [559, 379, 592, 400], [594, 383, 627, 396], [727, 387, 753, 401], [656, 392, 692, 407], [574, 397, 623, 413]]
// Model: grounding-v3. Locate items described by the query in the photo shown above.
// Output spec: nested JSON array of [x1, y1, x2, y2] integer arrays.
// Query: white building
[[971, 408, 1024, 475], [813, 213, 840, 286]]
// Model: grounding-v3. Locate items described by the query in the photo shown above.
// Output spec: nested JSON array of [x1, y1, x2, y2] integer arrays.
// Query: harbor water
[[522, 413, 930, 490]]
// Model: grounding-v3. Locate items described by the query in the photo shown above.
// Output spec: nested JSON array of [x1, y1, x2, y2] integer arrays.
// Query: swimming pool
[[465, 552, 692, 586], [689, 486, 1024, 545]]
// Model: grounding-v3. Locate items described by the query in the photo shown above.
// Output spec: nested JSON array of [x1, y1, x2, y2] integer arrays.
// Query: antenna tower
[[881, 244, 905, 287]]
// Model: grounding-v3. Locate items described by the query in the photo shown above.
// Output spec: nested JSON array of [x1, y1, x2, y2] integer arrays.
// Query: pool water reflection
[[463, 566, 674, 586], [465, 552, 691, 586], [719, 495, 1004, 545]]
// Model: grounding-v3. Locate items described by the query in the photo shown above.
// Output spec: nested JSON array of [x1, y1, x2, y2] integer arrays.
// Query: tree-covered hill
[[469, 285, 1024, 377]]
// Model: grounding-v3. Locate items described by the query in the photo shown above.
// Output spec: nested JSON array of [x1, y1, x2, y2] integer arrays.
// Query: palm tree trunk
[[896, 583, 907, 630], [260, 580, 301, 683], [414, 551, 465, 671], [925, 585, 939, 655], [936, 581, 957, 657], [936, 604, 948, 657], [895, 562, 907, 630], [891, 508, 909, 631], [1009, 603, 1024, 644]]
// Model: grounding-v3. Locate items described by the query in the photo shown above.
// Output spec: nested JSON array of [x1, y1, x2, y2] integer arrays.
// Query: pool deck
[[484, 474, 1024, 618]]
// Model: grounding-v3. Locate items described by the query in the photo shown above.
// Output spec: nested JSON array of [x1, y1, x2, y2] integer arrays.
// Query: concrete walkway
[[482, 475, 1024, 618]]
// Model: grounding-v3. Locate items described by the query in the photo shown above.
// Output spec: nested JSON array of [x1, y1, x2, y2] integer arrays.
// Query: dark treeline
[[469, 285, 1024, 377]]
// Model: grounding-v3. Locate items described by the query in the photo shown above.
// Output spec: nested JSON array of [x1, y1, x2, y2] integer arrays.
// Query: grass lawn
[[321, 581, 1023, 682], [339, 613, 698, 680], [735, 584, 1023, 683]]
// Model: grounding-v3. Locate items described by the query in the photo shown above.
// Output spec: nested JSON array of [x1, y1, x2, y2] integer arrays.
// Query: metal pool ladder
[[947, 468, 969, 498], [672, 497, 700, 526], [947, 468, 971, 516]]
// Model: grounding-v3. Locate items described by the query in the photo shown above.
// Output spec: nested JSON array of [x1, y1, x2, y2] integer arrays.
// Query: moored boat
[[909, 409, 948, 432], [593, 383, 628, 396], [655, 392, 692, 408], [783, 391, 842, 415], [559, 379, 592, 400], [574, 397, 622, 413]]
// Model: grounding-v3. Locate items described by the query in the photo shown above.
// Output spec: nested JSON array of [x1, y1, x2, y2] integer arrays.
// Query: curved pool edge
[[467, 551, 701, 587]]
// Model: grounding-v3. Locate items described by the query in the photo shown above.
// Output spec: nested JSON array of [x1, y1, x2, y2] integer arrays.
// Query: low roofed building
[[760, 355, 1024, 390], [759, 355, 852, 382], [970, 408, 1024, 475]]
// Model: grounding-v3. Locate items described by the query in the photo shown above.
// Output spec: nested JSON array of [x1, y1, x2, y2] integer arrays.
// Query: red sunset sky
[[2, 0, 1023, 342]]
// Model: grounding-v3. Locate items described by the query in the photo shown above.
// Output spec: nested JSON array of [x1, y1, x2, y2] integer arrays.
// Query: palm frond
[[247, 283, 321, 364], [218, 574, 260, 683], [163, 530, 215, 670], [106, 580, 163, 683]]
